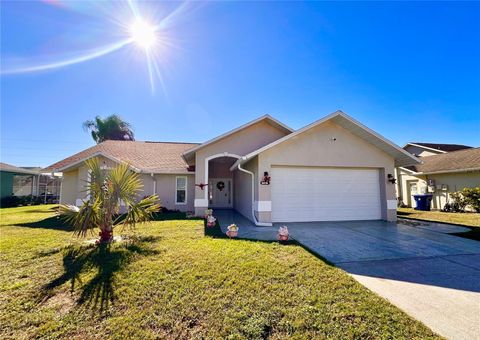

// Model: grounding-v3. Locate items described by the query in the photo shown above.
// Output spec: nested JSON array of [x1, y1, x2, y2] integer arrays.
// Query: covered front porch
[[205, 155, 260, 226]]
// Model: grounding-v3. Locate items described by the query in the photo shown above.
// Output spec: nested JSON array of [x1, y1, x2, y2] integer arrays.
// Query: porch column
[[194, 153, 208, 216]]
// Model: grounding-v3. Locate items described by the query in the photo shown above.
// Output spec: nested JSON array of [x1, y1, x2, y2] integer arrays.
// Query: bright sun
[[130, 19, 156, 49]]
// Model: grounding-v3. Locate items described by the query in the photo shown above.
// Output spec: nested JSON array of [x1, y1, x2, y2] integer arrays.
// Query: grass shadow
[[21, 208, 58, 214], [42, 235, 160, 313], [151, 211, 204, 222], [397, 210, 413, 217], [15, 209, 202, 232], [399, 216, 480, 242], [15, 216, 73, 232], [452, 229, 480, 241]]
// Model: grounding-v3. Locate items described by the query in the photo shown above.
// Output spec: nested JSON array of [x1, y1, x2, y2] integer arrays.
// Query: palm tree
[[83, 114, 135, 143], [60, 158, 160, 243]]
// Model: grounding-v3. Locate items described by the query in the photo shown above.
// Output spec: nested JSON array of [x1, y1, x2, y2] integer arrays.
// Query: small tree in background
[[83, 114, 135, 143], [60, 158, 160, 243]]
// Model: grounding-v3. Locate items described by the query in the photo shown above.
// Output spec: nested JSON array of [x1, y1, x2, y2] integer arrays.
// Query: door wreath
[[216, 181, 225, 191]]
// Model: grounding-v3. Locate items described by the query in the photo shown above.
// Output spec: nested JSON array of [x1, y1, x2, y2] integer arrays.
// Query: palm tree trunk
[[99, 225, 113, 242], [99, 204, 114, 242]]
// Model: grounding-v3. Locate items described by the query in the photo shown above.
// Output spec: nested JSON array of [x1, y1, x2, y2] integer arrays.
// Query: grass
[[0, 205, 440, 339], [398, 207, 480, 240], [397, 208, 480, 227]]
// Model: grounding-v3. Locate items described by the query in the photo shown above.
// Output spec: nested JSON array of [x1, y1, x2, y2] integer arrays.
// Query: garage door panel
[[271, 167, 381, 222]]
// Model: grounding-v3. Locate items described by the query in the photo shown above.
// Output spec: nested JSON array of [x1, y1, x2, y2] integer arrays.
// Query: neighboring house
[[0, 162, 62, 204], [45, 111, 420, 225], [403, 142, 472, 157], [1, 162, 39, 199], [396, 144, 480, 210]]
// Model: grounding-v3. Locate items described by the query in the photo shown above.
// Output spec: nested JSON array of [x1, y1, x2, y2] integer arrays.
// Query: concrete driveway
[[284, 220, 480, 340]]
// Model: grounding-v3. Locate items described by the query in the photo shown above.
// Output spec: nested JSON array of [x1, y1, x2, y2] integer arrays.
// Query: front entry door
[[208, 178, 232, 208]]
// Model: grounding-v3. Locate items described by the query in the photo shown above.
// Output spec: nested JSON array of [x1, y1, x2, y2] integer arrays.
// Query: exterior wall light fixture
[[387, 174, 396, 184], [260, 172, 271, 185]]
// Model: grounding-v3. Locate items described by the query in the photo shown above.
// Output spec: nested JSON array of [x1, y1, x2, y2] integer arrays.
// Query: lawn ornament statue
[[278, 226, 289, 242], [226, 224, 238, 238], [207, 215, 217, 227]]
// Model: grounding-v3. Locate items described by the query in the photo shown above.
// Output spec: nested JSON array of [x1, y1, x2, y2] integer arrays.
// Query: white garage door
[[271, 167, 382, 222]]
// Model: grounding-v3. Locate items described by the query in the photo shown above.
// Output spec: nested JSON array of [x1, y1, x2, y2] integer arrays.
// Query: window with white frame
[[175, 176, 187, 204]]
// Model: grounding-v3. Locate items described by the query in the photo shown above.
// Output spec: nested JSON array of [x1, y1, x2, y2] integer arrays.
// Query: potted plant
[[206, 215, 217, 227], [277, 226, 289, 242], [226, 224, 238, 238]]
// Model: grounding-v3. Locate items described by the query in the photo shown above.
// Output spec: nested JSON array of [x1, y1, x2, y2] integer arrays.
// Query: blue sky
[[1, 1, 479, 167]]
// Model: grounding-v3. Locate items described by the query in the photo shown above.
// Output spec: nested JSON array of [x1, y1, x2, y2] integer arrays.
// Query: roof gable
[[236, 111, 420, 167], [182, 115, 293, 161]]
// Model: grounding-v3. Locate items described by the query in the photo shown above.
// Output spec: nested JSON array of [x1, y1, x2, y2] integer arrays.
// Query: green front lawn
[[0, 205, 438, 338], [397, 208, 480, 241], [397, 208, 480, 228]]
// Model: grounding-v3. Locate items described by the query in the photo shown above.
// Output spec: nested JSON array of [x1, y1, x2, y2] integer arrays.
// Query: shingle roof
[[406, 147, 480, 174], [43, 140, 200, 173], [0, 162, 39, 175], [410, 142, 473, 152]]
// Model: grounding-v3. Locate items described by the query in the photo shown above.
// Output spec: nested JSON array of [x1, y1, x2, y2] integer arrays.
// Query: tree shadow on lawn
[[41, 235, 160, 314], [15, 216, 73, 232], [396, 210, 413, 217], [19, 206, 59, 214], [452, 229, 480, 241], [16, 210, 202, 232]]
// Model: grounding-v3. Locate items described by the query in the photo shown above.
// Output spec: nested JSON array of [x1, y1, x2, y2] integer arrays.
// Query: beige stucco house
[[396, 143, 480, 210], [46, 111, 420, 225]]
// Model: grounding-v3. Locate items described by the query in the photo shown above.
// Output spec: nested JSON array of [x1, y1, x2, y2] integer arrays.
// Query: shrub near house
[[444, 187, 480, 213]]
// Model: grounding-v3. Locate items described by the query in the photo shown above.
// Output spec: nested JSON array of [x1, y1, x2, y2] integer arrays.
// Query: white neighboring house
[[396, 143, 479, 209]]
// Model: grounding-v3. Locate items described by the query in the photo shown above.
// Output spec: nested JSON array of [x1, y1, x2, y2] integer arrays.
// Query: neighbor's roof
[[44, 140, 200, 173], [233, 110, 421, 168], [404, 147, 480, 174], [182, 114, 293, 161], [405, 142, 473, 153], [0, 162, 39, 175]]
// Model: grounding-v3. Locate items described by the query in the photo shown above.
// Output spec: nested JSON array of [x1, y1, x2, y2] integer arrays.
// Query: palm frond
[[84, 158, 107, 200], [59, 157, 159, 241], [83, 114, 135, 143], [59, 199, 101, 237], [108, 162, 142, 206], [121, 195, 160, 231]]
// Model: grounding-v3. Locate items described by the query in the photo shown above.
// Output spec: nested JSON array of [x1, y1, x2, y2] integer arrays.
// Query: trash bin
[[413, 194, 433, 211]]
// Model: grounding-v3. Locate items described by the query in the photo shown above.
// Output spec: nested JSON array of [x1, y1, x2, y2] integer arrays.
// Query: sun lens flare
[[129, 19, 156, 49], [1, 0, 198, 95]]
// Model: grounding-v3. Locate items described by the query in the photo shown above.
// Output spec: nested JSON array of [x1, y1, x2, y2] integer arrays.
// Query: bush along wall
[[443, 187, 480, 213], [0, 195, 45, 208]]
